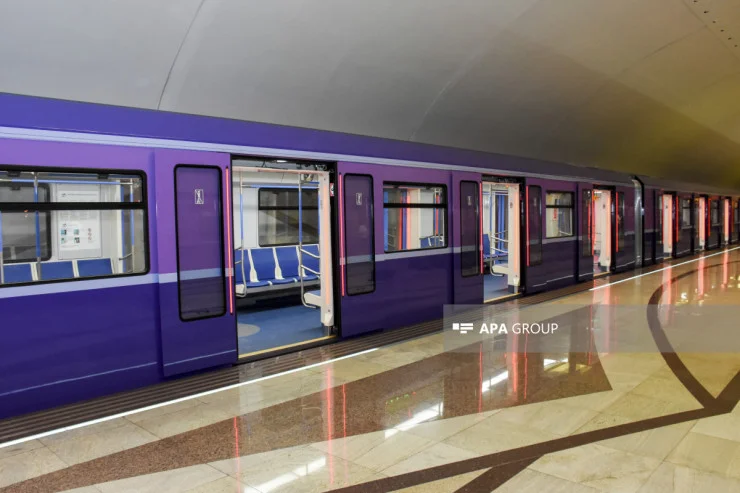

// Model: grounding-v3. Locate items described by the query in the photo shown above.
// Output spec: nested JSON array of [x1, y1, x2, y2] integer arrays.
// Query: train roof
[[0, 93, 737, 195]]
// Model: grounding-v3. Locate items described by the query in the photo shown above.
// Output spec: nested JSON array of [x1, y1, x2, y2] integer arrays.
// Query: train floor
[[484, 273, 509, 300], [3, 246, 740, 492], [237, 304, 323, 355]]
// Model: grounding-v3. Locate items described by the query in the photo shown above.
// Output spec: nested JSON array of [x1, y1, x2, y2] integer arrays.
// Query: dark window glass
[[617, 192, 626, 250], [545, 191, 574, 238], [344, 175, 375, 295], [258, 188, 319, 246], [460, 181, 480, 277], [528, 186, 542, 265], [734, 201, 739, 225], [383, 183, 447, 252], [175, 166, 225, 321], [582, 189, 592, 257]]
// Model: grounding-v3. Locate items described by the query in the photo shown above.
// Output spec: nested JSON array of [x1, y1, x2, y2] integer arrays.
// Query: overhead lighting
[[276, 159, 288, 163]]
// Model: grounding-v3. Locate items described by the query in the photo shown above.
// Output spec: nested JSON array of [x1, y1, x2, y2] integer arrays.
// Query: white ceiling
[[2, 0, 740, 186]]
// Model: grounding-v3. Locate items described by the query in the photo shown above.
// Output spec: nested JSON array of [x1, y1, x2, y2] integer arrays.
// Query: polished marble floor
[[1, 249, 740, 492]]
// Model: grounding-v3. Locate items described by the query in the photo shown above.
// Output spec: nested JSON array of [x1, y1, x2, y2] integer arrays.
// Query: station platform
[[1, 249, 739, 492]]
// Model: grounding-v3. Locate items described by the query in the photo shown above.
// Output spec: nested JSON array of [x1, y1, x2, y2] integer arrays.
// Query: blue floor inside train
[[237, 305, 323, 354], [484, 274, 509, 300]]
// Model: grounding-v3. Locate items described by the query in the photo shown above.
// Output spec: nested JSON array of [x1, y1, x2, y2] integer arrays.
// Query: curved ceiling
[[1, 0, 740, 187]]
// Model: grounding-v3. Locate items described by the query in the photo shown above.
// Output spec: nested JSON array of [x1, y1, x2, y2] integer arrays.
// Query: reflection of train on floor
[[1, 93, 739, 419]]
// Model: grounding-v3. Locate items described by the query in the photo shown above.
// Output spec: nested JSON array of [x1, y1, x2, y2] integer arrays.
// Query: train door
[[231, 158, 335, 358], [707, 197, 720, 250], [632, 179, 643, 268], [577, 183, 594, 281], [723, 198, 730, 246], [156, 150, 236, 377], [482, 179, 521, 301], [454, 174, 483, 304], [662, 193, 674, 258], [655, 189, 664, 262], [732, 199, 740, 244], [695, 196, 706, 253], [593, 188, 613, 276]]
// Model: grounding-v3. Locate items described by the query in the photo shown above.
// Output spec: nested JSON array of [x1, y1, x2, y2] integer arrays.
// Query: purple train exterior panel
[[576, 182, 594, 281], [337, 162, 481, 337], [525, 178, 577, 294]]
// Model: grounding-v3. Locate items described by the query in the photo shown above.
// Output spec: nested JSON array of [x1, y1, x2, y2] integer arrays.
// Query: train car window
[[528, 186, 542, 265], [460, 181, 480, 277], [617, 192, 626, 251], [0, 168, 147, 286], [734, 201, 740, 226], [545, 192, 574, 239], [581, 189, 592, 257], [681, 198, 692, 229], [257, 188, 319, 247], [344, 174, 375, 295], [383, 183, 447, 253], [0, 183, 52, 263]]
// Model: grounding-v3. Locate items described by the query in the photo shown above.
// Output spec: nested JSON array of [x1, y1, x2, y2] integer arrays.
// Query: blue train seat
[[77, 258, 113, 278], [2, 263, 34, 284], [40, 261, 75, 281], [300, 244, 320, 280], [250, 248, 295, 285], [483, 234, 492, 260], [234, 249, 270, 289]]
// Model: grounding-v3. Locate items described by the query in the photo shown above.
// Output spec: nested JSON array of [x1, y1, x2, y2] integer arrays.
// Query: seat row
[[235, 245, 320, 294], [1, 258, 114, 284]]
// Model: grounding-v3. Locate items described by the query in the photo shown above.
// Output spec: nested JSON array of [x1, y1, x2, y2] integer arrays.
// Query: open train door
[[155, 149, 237, 377], [577, 183, 594, 281]]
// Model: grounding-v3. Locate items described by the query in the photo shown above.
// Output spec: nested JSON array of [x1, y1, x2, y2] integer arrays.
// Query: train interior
[[482, 181, 520, 301], [231, 159, 335, 357], [663, 193, 674, 258], [593, 189, 612, 276]]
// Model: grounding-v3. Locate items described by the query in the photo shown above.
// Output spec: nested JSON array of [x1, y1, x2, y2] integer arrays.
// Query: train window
[[257, 188, 319, 247], [734, 201, 740, 226], [343, 174, 375, 295], [617, 192, 626, 251], [383, 183, 447, 252], [545, 192, 574, 238], [460, 181, 480, 277], [0, 183, 52, 263], [0, 168, 147, 286], [527, 186, 542, 265], [681, 198, 692, 229], [581, 189, 592, 257]]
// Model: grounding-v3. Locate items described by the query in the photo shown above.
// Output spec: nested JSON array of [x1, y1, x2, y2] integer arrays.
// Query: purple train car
[[0, 93, 739, 419]]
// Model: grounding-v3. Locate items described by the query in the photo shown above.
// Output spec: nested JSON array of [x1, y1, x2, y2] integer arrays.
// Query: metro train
[[0, 93, 738, 419]]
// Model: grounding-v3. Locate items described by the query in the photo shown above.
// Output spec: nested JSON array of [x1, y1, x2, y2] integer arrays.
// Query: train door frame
[[229, 157, 339, 361], [722, 197, 731, 247], [662, 192, 676, 258], [481, 175, 524, 302], [592, 185, 616, 276], [693, 195, 707, 254]]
